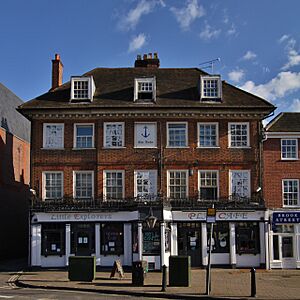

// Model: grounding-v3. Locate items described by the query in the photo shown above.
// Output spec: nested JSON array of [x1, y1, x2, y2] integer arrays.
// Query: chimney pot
[[143, 54, 147, 60], [148, 53, 152, 59], [154, 52, 158, 59], [51, 53, 63, 90]]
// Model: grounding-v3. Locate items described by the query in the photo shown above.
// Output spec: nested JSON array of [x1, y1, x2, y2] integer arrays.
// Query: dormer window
[[134, 77, 156, 102], [200, 75, 221, 100], [71, 76, 95, 102]]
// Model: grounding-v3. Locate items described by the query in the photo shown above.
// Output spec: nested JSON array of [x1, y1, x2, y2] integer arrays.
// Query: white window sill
[[41, 147, 65, 150], [281, 158, 299, 161], [282, 205, 300, 208], [166, 146, 189, 149], [228, 146, 251, 149], [134, 146, 158, 149], [197, 146, 220, 149], [72, 147, 96, 150], [102, 146, 126, 149]]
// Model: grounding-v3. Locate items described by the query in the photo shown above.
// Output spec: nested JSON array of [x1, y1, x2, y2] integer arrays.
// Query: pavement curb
[[14, 277, 247, 300]]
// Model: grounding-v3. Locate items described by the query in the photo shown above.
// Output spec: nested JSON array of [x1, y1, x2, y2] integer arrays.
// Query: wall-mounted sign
[[273, 212, 300, 224], [32, 211, 139, 223], [207, 207, 216, 223], [172, 211, 264, 221], [135, 123, 157, 148]]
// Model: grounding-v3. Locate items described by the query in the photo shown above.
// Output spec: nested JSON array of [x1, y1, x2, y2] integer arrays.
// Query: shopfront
[[30, 211, 138, 268], [172, 210, 267, 268], [269, 211, 300, 269]]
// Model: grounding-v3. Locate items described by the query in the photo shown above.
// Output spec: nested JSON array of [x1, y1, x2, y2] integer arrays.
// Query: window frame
[[73, 123, 95, 149], [235, 222, 260, 255], [228, 122, 250, 148], [100, 223, 124, 255], [134, 122, 157, 148], [103, 170, 125, 200], [134, 77, 156, 101], [41, 223, 65, 256], [198, 170, 219, 200], [103, 122, 125, 148], [281, 139, 298, 160], [200, 75, 222, 100], [197, 122, 219, 148], [42, 123, 64, 149], [73, 171, 94, 200], [134, 170, 158, 199], [42, 171, 64, 201], [167, 170, 189, 199], [229, 170, 251, 198], [70, 76, 95, 101], [167, 122, 188, 148], [282, 179, 299, 207]]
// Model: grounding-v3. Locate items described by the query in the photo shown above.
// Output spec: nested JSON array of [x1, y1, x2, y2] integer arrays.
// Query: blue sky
[[1, 0, 300, 116]]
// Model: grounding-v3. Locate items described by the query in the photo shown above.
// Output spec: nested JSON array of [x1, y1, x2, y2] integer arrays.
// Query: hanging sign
[[206, 208, 216, 223]]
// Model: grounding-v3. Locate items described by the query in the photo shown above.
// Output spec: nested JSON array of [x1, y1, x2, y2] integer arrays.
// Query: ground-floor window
[[71, 223, 95, 255], [207, 222, 229, 253], [101, 223, 124, 255], [235, 222, 260, 254], [142, 222, 160, 255], [41, 223, 65, 256]]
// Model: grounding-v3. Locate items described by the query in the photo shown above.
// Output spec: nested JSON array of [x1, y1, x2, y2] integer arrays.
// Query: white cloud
[[199, 24, 221, 40], [240, 71, 300, 101], [170, 0, 205, 31], [128, 33, 146, 53], [278, 34, 290, 44], [119, 0, 163, 31], [281, 37, 300, 70], [227, 24, 237, 36], [289, 98, 300, 112], [228, 69, 245, 83], [242, 50, 257, 61]]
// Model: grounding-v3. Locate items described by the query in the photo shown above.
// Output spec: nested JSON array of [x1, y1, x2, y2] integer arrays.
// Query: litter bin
[[132, 260, 147, 286], [169, 256, 191, 287], [68, 256, 96, 282]]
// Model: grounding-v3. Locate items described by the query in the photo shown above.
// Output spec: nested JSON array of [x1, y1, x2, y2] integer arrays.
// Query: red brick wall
[[31, 118, 261, 200], [263, 137, 300, 208]]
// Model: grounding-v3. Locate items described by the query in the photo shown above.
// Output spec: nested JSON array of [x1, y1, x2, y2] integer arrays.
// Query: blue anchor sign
[[141, 126, 150, 138]]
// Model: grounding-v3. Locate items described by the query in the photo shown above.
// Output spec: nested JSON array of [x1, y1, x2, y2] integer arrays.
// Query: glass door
[[281, 235, 295, 269], [71, 223, 95, 256]]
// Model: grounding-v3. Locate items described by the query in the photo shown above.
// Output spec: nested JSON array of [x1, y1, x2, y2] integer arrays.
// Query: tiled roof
[[0, 83, 30, 142], [266, 112, 300, 132], [19, 67, 275, 113]]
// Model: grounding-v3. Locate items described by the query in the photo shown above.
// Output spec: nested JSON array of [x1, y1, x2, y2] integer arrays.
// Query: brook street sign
[[273, 212, 300, 224]]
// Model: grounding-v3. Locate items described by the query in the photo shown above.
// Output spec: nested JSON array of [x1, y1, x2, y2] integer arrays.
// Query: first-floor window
[[74, 171, 94, 199], [43, 172, 63, 200], [41, 223, 65, 256], [43, 123, 64, 149], [104, 171, 124, 200], [199, 170, 218, 200], [283, 179, 299, 206], [281, 139, 298, 160], [168, 170, 188, 199], [198, 123, 218, 147], [167, 123, 187, 147], [207, 222, 229, 253], [142, 222, 160, 255], [101, 223, 124, 255], [104, 123, 124, 148], [235, 222, 260, 254], [229, 122, 249, 148], [134, 170, 157, 199], [230, 170, 251, 198]]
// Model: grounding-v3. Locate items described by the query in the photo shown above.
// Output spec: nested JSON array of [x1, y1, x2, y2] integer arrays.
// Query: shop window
[[235, 222, 260, 255], [142, 222, 160, 255], [273, 235, 279, 260], [71, 223, 95, 255], [41, 223, 65, 256], [101, 223, 124, 255], [207, 222, 229, 253]]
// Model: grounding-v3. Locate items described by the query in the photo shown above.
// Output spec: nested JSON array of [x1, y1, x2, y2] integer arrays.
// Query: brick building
[[19, 54, 275, 269], [264, 112, 300, 269], [0, 83, 30, 259]]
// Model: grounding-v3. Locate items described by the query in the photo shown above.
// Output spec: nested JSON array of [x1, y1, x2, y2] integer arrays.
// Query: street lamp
[[145, 207, 157, 229]]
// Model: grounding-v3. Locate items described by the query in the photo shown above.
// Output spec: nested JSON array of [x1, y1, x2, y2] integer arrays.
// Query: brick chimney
[[134, 52, 160, 68], [51, 54, 63, 90]]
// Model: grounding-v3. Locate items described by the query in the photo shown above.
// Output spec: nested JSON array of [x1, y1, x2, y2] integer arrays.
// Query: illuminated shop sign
[[273, 212, 300, 224]]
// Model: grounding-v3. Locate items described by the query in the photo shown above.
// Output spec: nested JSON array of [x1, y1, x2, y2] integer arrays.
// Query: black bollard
[[161, 265, 167, 292], [250, 268, 256, 297]]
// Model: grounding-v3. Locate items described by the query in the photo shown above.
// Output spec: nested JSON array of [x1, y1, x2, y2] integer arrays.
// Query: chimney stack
[[51, 54, 63, 90], [134, 52, 160, 68]]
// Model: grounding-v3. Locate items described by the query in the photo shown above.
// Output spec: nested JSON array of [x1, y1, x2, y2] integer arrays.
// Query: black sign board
[[110, 259, 125, 279]]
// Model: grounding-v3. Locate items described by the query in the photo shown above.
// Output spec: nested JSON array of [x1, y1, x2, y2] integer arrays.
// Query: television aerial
[[199, 58, 221, 74]]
